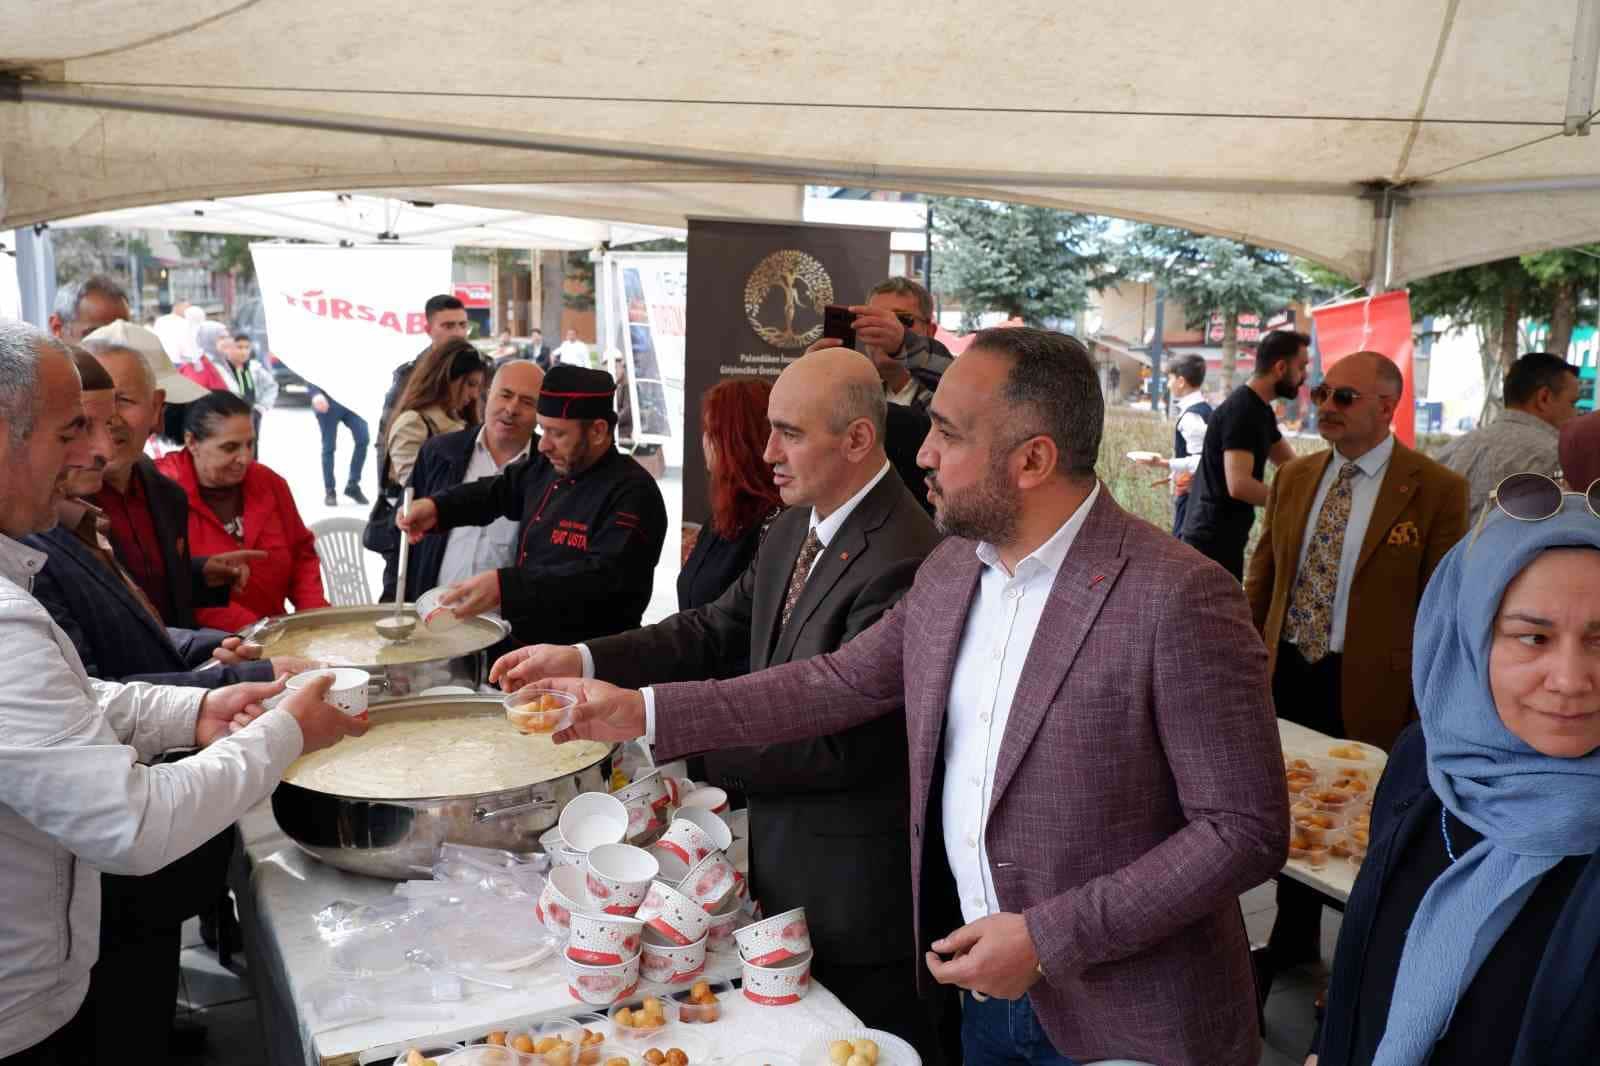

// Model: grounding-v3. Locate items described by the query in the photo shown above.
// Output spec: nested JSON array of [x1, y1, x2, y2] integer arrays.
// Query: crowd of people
[[0, 264, 1596, 1066]]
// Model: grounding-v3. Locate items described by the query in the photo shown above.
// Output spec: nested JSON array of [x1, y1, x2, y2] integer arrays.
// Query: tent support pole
[[1366, 186, 1401, 295]]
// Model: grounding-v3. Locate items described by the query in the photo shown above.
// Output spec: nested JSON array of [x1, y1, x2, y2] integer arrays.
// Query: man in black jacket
[[399, 365, 667, 647], [394, 360, 543, 601], [490, 348, 947, 1059]]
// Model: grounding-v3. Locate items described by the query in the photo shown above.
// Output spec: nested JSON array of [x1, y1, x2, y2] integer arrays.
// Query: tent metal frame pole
[[1568, 0, 1600, 135], [6, 80, 1357, 198], [1367, 187, 1401, 295]]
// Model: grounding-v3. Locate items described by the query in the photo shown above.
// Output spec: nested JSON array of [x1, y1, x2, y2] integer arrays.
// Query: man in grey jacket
[[0, 321, 364, 1063]]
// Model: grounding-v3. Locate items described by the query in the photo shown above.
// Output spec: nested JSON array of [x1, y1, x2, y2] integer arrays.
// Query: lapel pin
[[1399, 485, 1410, 494], [1090, 574, 1105, 586], [839, 551, 849, 561]]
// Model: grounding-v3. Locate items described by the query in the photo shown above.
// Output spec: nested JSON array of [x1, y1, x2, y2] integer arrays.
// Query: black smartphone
[[823, 304, 856, 350]]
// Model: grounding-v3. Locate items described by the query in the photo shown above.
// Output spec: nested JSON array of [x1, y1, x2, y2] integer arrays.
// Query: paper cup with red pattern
[[705, 893, 743, 952], [536, 864, 588, 939], [584, 843, 658, 916], [563, 948, 641, 1007], [735, 907, 811, 966], [622, 795, 665, 846], [639, 929, 708, 986], [646, 842, 693, 884], [678, 851, 738, 913], [614, 770, 671, 817], [635, 879, 713, 946], [741, 949, 812, 1006], [678, 786, 730, 816], [676, 808, 733, 851], [566, 911, 645, 966], [725, 837, 750, 901], [654, 818, 718, 867]]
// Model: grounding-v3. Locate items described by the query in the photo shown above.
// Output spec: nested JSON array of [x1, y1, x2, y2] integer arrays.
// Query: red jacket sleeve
[[280, 478, 329, 610]]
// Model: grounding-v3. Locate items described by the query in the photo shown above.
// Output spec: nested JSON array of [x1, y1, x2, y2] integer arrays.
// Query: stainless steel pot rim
[[241, 604, 510, 652]]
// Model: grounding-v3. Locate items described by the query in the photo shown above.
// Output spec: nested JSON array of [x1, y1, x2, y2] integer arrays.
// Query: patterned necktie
[[1284, 462, 1360, 664], [780, 528, 824, 630]]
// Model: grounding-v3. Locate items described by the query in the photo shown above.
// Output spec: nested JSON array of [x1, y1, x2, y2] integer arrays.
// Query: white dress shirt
[[1166, 390, 1210, 479], [1291, 435, 1395, 654], [436, 430, 533, 588], [630, 461, 894, 738], [942, 483, 1099, 924]]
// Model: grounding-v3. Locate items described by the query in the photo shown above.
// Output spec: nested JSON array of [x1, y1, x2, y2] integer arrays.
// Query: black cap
[[538, 365, 617, 423]]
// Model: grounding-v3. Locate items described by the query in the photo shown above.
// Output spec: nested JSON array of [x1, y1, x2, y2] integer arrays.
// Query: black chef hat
[[538, 365, 617, 424]]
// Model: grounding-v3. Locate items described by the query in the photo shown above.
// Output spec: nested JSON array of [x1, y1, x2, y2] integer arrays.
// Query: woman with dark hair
[[384, 338, 488, 488], [678, 378, 783, 613], [1312, 473, 1600, 1066], [155, 391, 328, 629]]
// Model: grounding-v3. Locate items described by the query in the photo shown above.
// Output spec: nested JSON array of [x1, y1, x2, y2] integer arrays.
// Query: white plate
[[1125, 450, 1162, 463], [804, 1029, 921, 1066], [416, 587, 464, 631]]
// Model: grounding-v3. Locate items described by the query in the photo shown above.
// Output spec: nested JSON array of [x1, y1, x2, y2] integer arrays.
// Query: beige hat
[[82, 319, 209, 403]]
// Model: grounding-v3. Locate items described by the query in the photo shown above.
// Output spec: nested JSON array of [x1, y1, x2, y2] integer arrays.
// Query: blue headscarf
[[1374, 497, 1600, 1065]]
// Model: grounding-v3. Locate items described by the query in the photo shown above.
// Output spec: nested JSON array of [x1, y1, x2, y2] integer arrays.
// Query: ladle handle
[[394, 486, 415, 613]]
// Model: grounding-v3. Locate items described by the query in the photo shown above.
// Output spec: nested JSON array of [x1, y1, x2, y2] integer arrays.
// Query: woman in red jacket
[[157, 391, 329, 629]]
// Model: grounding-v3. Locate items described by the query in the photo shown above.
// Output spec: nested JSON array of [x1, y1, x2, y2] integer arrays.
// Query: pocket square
[[1386, 520, 1420, 547]]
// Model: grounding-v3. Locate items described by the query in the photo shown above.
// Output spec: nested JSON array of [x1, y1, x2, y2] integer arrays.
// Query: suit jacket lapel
[[1354, 445, 1421, 578], [43, 527, 174, 648], [915, 553, 981, 775], [771, 474, 899, 663], [1282, 451, 1333, 581], [988, 492, 1128, 813], [753, 513, 805, 668]]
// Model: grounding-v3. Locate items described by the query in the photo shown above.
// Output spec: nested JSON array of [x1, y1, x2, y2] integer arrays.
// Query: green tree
[[173, 232, 267, 282], [1119, 226, 1306, 389], [52, 226, 148, 288], [1407, 258, 1543, 422], [930, 198, 1112, 328], [1519, 246, 1600, 358]]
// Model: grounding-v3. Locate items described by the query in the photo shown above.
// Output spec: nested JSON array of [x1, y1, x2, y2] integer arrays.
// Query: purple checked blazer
[[653, 489, 1288, 1065]]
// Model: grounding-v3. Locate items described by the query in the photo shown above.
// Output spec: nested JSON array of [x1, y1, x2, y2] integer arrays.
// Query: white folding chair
[[309, 517, 373, 606]]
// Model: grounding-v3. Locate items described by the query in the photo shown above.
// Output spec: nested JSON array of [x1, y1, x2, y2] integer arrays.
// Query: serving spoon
[[375, 486, 419, 642]]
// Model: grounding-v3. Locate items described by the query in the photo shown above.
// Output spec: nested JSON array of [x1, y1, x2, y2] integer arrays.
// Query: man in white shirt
[[0, 321, 364, 1063], [399, 360, 543, 600], [523, 329, 1286, 1065], [1132, 354, 1213, 535], [556, 330, 594, 368], [491, 348, 944, 1056]]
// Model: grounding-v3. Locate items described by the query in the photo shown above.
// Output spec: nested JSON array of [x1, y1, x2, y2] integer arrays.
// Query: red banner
[[1310, 290, 1415, 447], [453, 282, 492, 309]]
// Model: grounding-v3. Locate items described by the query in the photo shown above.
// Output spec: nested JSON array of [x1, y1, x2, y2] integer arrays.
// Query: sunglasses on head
[[1309, 383, 1395, 407], [1468, 471, 1600, 550]]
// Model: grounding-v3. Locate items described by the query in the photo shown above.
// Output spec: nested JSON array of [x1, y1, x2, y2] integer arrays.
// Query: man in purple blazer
[[541, 328, 1289, 1065]]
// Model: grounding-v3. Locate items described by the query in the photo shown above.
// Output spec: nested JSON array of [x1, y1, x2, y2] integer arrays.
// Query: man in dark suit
[[493, 347, 945, 1056], [389, 360, 543, 601], [540, 330, 1287, 1065]]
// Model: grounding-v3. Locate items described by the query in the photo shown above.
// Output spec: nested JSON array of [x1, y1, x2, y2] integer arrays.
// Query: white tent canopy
[[50, 189, 714, 249], [7, 1, 1600, 286]]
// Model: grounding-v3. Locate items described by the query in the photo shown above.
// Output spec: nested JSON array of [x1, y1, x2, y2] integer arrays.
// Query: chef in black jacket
[[400, 365, 668, 646]]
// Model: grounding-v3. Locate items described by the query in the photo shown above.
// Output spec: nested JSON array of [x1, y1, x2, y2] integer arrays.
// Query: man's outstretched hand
[[538, 677, 649, 744]]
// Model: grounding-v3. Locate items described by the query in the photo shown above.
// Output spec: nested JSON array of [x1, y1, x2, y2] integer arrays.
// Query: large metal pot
[[241, 604, 511, 699], [271, 694, 614, 879]]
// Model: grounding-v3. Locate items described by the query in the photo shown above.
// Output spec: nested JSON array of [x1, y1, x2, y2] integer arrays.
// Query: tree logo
[[744, 250, 833, 349]]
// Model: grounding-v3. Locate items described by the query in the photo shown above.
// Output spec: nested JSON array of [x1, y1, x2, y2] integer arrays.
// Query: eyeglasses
[[1468, 471, 1600, 549], [893, 311, 925, 329], [1309, 383, 1397, 407]]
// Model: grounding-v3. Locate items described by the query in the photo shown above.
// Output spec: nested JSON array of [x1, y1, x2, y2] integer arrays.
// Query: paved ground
[[181, 404, 1323, 1065]]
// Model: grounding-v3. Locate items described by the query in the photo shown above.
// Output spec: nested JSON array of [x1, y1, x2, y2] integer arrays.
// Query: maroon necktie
[[779, 529, 824, 630]]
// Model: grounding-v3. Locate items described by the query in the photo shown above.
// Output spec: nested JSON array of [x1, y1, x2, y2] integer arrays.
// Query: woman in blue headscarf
[[1311, 473, 1600, 1066]]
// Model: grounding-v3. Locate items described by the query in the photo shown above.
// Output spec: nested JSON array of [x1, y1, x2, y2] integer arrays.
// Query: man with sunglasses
[[1178, 329, 1308, 578], [1244, 350, 1468, 983], [1436, 352, 1582, 522]]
